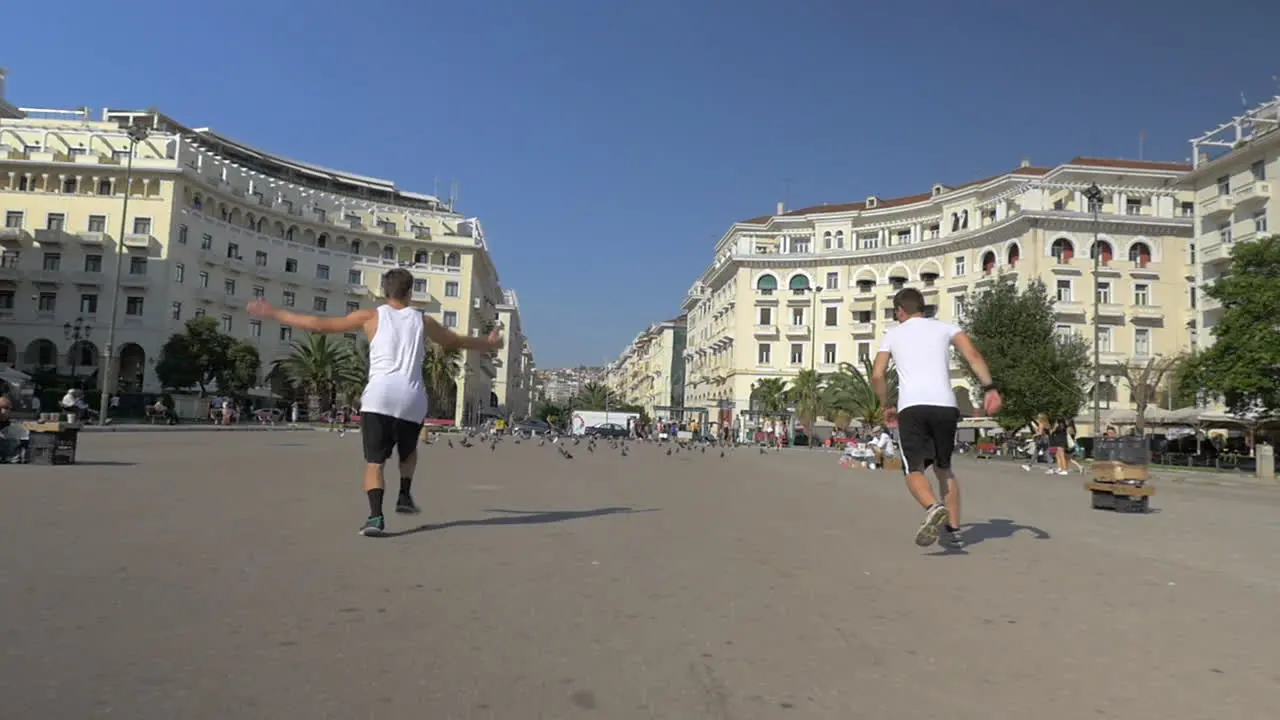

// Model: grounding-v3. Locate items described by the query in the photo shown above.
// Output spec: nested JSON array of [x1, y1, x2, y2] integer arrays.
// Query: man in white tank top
[[249, 268, 502, 537], [872, 288, 1003, 550]]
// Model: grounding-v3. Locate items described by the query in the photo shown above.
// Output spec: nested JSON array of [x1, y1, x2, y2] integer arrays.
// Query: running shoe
[[359, 515, 387, 537], [914, 504, 950, 547], [939, 527, 966, 550], [395, 493, 420, 514]]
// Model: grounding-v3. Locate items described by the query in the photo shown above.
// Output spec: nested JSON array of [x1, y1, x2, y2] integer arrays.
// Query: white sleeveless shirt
[[360, 304, 429, 422]]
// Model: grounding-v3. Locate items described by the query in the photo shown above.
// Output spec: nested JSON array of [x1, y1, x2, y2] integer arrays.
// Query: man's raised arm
[[423, 314, 503, 352]]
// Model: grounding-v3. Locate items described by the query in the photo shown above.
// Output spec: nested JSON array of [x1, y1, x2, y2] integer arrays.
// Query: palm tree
[[787, 369, 826, 429], [822, 357, 898, 428], [339, 337, 369, 407], [271, 333, 361, 420], [574, 381, 617, 411], [422, 343, 462, 419], [750, 378, 789, 413]]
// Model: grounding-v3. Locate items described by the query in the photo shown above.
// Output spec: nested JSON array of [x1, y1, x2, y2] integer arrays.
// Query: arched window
[[414, 250, 429, 264], [317, 234, 328, 249], [382, 246, 395, 260], [1051, 238, 1074, 263], [835, 231, 845, 249], [788, 274, 811, 294], [823, 231, 832, 250], [1090, 240, 1114, 264], [1007, 244, 1021, 266], [1128, 242, 1152, 267], [755, 275, 778, 295], [981, 251, 997, 274]]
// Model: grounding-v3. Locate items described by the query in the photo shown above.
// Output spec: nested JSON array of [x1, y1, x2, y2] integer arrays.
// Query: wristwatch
[[981, 383, 999, 393]]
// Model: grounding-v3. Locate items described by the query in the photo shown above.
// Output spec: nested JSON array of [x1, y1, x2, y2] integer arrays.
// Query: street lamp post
[[1084, 183, 1106, 440], [63, 317, 91, 387], [99, 123, 150, 424]]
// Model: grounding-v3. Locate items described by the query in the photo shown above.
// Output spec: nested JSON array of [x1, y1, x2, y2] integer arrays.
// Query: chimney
[[776, 201, 785, 215], [1020, 157, 1031, 168]]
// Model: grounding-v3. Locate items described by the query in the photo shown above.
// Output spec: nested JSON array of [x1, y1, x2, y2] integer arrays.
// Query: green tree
[[787, 369, 825, 429], [963, 279, 1091, 431], [422, 343, 462, 419], [339, 338, 370, 406], [154, 316, 235, 395], [573, 381, 618, 411], [1187, 234, 1280, 420], [219, 342, 262, 398], [271, 334, 361, 420], [823, 357, 898, 427], [1113, 354, 1182, 436], [750, 378, 789, 413]]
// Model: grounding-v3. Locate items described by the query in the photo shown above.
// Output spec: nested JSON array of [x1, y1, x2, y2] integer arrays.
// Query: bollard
[[1257, 443, 1275, 481]]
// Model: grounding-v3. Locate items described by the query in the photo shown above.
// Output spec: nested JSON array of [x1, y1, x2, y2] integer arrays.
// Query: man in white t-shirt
[[873, 288, 1002, 549]]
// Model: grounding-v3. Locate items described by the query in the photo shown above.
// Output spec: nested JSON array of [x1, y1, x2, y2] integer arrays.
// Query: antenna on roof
[[1138, 130, 1146, 160], [1241, 91, 1248, 110]]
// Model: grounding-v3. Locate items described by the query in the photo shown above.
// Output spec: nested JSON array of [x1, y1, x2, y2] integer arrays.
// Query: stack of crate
[[1086, 436, 1153, 513]]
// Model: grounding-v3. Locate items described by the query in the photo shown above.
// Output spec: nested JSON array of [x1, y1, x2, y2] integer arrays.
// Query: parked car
[[513, 418, 553, 437], [584, 422, 628, 439]]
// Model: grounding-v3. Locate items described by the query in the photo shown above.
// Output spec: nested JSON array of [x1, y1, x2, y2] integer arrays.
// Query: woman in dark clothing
[[1048, 419, 1070, 474]]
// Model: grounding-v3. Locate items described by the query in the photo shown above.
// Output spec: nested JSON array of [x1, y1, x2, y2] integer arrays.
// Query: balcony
[[120, 273, 151, 289], [123, 233, 153, 249], [1054, 299, 1085, 315], [31, 269, 63, 285], [0, 227, 32, 245], [1096, 303, 1125, 319], [1129, 304, 1163, 321], [194, 287, 218, 303], [1232, 180, 1271, 205], [34, 228, 72, 245], [77, 231, 109, 246], [69, 271, 104, 286], [785, 324, 811, 339], [0, 266, 21, 282], [754, 289, 779, 303], [198, 250, 223, 266], [1198, 194, 1235, 218], [346, 284, 371, 297], [411, 289, 433, 303], [849, 322, 875, 337], [1198, 238, 1230, 264], [752, 324, 779, 338]]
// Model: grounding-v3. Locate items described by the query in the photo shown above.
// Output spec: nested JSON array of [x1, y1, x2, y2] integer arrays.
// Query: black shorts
[[360, 412, 423, 464], [895, 405, 960, 474]]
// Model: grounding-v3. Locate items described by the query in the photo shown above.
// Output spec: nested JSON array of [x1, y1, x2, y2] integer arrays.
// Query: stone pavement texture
[[1, 434, 1277, 719]]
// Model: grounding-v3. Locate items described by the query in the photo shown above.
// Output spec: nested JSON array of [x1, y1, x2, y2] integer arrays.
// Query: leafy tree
[[750, 378, 789, 413], [963, 279, 1091, 431], [573, 381, 618, 411], [422, 343, 461, 419], [155, 317, 235, 395], [1163, 353, 1201, 410], [1187, 234, 1280, 420], [271, 334, 361, 420], [823, 358, 898, 427], [787, 369, 825, 429], [219, 342, 261, 398], [339, 338, 370, 406], [1113, 354, 1183, 436]]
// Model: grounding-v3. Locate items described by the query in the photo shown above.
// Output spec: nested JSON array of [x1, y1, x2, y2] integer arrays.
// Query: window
[[313, 297, 328, 312], [0, 291, 11, 310], [1054, 324, 1074, 342], [198, 271, 209, 288], [171, 302, 182, 320], [1098, 327, 1113, 352], [252, 285, 265, 299], [790, 344, 804, 364], [1180, 201, 1194, 217], [443, 311, 458, 328], [198, 233, 212, 250], [177, 225, 188, 244], [84, 254, 102, 272], [87, 215, 106, 232], [791, 307, 805, 326], [350, 239, 360, 254], [42, 252, 61, 271], [1134, 328, 1151, 357], [346, 301, 360, 313], [46, 213, 65, 231], [953, 255, 966, 276], [1056, 279, 1072, 302], [126, 296, 144, 316], [1251, 159, 1266, 181], [0, 251, 18, 269], [38, 293, 56, 312], [129, 256, 147, 274], [857, 342, 871, 362], [1125, 198, 1142, 215], [1216, 175, 1230, 195], [757, 343, 771, 365], [1053, 198, 1066, 210], [316, 264, 330, 280], [825, 272, 838, 290], [172, 264, 184, 283], [221, 314, 233, 333], [193, 308, 206, 318], [758, 307, 772, 325], [347, 269, 362, 285], [1096, 281, 1112, 305], [1133, 283, 1150, 306], [824, 306, 838, 327], [445, 281, 459, 297], [255, 251, 268, 267], [249, 319, 262, 337], [285, 258, 298, 273], [4, 211, 22, 228], [80, 294, 98, 314], [1219, 222, 1232, 243], [413, 278, 428, 293], [282, 290, 296, 307], [224, 279, 236, 296], [1190, 286, 1197, 309], [823, 343, 837, 365], [952, 296, 966, 319], [132, 218, 151, 235], [1254, 210, 1268, 234], [97, 179, 112, 195], [279, 326, 293, 343]]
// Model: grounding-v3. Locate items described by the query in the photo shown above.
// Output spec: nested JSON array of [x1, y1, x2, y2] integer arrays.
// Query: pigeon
[[720, 450, 725, 458], [666, 448, 672, 456], [447, 439, 454, 449], [490, 441, 497, 451], [621, 447, 628, 457]]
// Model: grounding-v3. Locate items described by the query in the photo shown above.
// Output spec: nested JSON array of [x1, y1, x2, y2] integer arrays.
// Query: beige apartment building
[[605, 316, 687, 420], [0, 71, 528, 425], [494, 289, 536, 419], [681, 157, 1198, 433], [1180, 95, 1278, 352]]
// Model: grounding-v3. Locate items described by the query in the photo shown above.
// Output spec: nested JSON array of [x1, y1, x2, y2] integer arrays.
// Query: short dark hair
[[893, 288, 925, 315], [382, 268, 413, 301]]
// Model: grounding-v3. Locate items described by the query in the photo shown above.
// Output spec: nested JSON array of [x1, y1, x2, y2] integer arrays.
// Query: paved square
[[2, 432, 1277, 719]]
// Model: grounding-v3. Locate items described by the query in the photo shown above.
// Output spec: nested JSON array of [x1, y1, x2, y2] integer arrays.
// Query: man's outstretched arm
[[423, 314, 503, 352], [248, 300, 373, 334]]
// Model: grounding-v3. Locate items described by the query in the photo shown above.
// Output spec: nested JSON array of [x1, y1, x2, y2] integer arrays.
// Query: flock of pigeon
[[426, 430, 782, 460]]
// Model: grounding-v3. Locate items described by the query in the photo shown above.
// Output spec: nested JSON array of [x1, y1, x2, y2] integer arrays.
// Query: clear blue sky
[[8, 0, 1280, 367]]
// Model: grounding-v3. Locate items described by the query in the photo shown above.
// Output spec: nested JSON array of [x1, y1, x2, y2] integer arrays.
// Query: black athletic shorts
[[895, 405, 961, 474], [360, 412, 423, 464]]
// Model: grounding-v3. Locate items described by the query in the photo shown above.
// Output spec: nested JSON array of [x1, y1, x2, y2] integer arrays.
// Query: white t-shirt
[[878, 316, 961, 411], [360, 304, 429, 423]]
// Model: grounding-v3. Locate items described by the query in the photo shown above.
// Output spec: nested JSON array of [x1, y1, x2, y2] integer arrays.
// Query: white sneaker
[[1021, 464, 1032, 472], [1056, 469, 1069, 475]]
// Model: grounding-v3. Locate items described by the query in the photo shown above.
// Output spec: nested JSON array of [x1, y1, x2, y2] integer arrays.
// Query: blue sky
[[7, 0, 1280, 367]]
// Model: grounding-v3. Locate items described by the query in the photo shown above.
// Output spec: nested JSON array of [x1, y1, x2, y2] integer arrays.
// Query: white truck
[[569, 410, 639, 436]]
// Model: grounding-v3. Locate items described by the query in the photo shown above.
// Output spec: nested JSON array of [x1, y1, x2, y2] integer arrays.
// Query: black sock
[[399, 477, 413, 496], [367, 488, 384, 518], [945, 524, 960, 533]]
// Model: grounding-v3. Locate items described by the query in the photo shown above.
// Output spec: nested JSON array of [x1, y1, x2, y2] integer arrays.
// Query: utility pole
[[1084, 183, 1106, 439]]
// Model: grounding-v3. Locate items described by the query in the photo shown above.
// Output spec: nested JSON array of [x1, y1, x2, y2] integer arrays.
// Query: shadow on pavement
[[928, 517, 1051, 555], [385, 506, 658, 537]]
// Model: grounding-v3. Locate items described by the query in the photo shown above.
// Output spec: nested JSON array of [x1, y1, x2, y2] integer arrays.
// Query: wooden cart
[[1085, 461, 1153, 513]]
